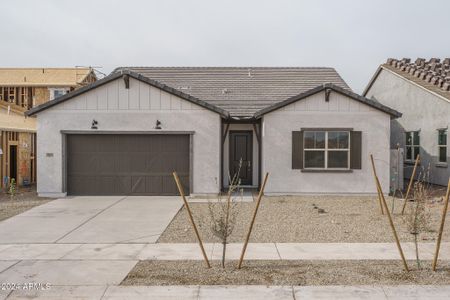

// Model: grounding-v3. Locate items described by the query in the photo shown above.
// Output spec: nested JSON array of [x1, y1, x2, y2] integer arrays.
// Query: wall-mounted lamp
[[155, 120, 162, 130], [91, 119, 98, 129]]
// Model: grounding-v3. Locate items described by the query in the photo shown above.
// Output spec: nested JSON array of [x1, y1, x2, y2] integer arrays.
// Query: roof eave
[[362, 66, 383, 97]]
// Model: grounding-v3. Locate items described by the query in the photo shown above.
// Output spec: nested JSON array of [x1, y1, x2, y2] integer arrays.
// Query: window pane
[[438, 130, 447, 146], [315, 132, 325, 148], [405, 132, 412, 145], [338, 132, 349, 149], [413, 147, 420, 159], [406, 146, 412, 160], [439, 147, 447, 163], [304, 132, 315, 148], [413, 131, 420, 145], [328, 132, 349, 149], [328, 151, 348, 168], [304, 151, 325, 168], [328, 132, 338, 149]]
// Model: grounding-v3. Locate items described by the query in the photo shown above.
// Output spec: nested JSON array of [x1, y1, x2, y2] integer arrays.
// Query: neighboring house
[[364, 58, 450, 187], [26, 67, 400, 197], [0, 68, 97, 188]]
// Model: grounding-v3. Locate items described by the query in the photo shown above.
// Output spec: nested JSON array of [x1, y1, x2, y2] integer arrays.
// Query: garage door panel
[[162, 175, 178, 195], [177, 156, 190, 173], [68, 153, 99, 174], [115, 176, 132, 195], [131, 153, 149, 173], [97, 153, 116, 174], [176, 136, 190, 152], [162, 174, 189, 195], [115, 153, 132, 173], [162, 153, 178, 173], [148, 135, 162, 152], [97, 136, 118, 152], [146, 155, 161, 172], [131, 176, 146, 194], [68, 175, 97, 195], [96, 176, 116, 195], [68, 135, 97, 153], [67, 134, 190, 196]]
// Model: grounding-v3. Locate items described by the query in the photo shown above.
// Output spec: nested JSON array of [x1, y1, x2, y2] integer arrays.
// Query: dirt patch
[[158, 196, 450, 243], [0, 186, 51, 222], [122, 260, 450, 286]]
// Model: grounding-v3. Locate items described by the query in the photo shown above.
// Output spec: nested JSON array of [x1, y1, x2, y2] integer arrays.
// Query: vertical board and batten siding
[[37, 77, 221, 197], [263, 90, 391, 194], [54, 78, 204, 111]]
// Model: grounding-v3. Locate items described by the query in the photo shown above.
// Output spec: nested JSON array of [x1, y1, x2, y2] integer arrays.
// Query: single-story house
[[364, 58, 449, 187], [26, 67, 401, 197]]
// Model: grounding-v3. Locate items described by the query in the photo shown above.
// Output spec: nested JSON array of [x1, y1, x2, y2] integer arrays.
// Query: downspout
[[220, 120, 224, 192]]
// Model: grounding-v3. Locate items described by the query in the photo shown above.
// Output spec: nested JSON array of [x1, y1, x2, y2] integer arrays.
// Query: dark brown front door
[[66, 134, 190, 196], [229, 131, 253, 185]]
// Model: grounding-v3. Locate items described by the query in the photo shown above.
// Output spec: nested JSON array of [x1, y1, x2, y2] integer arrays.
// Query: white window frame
[[405, 131, 420, 162], [303, 130, 350, 170], [49, 88, 69, 100], [438, 129, 447, 163]]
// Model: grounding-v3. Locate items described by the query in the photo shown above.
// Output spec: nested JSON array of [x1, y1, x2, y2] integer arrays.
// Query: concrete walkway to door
[[0, 196, 182, 244]]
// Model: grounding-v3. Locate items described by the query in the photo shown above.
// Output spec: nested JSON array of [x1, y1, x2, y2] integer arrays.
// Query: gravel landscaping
[[158, 195, 450, 243], [0, 186, 51, 222], [122, 260, 450, 286]]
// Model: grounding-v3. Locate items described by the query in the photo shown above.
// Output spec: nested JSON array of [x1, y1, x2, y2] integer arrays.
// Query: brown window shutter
[[292, 131, 303, 169], [350, 131, 362, 169]]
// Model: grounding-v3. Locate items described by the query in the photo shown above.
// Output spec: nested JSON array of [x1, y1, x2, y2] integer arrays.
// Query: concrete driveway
[[0, 196, 182, 244]]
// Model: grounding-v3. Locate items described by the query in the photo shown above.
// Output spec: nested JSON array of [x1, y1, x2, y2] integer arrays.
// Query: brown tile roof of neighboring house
[[114, 67, 352, 117], [0, 67, 96, 87], [365, 58, 450, 102]]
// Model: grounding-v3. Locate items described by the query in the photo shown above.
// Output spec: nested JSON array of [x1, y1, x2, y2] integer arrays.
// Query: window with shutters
[[405, 131, 420, 162], [303, 131, 350, 170], [438, 129, 447, 163]]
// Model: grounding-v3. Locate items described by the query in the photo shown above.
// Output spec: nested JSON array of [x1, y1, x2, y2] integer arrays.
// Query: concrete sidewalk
[[4, 285, 450, 299], [0, 242, 448, 261]]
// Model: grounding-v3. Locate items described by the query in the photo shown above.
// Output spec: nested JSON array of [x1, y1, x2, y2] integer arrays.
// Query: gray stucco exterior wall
[[365, 69, 449, 186], [36, 77, 221, 197], [261, 90, 391, 194]]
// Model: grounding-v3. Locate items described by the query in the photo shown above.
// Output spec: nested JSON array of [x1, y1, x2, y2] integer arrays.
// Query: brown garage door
[[66, 134, 190, 196]]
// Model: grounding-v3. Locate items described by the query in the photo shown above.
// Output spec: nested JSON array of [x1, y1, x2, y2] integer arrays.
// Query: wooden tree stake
[[237, 172, 269, 269], [401, 155, 420, 215], [432, 178, 450, 271], [370, 157, 409, 272], [370, 154, 384, 215], [173, 172, 211, 268]]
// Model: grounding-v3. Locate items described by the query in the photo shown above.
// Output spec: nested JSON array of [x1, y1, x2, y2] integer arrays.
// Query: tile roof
[[0, 68, 95, 87], [27, 67, 400, 119], [377, 58, 450, 101], [113, 67, 351, 117]]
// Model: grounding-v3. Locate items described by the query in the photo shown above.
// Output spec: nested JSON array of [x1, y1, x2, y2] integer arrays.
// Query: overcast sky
[[2, 0, 449, 92]]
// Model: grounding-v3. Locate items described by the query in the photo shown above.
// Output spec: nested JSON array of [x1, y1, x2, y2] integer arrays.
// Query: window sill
[[435, 162, 448, 168], [301, 169, 353, 173]]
